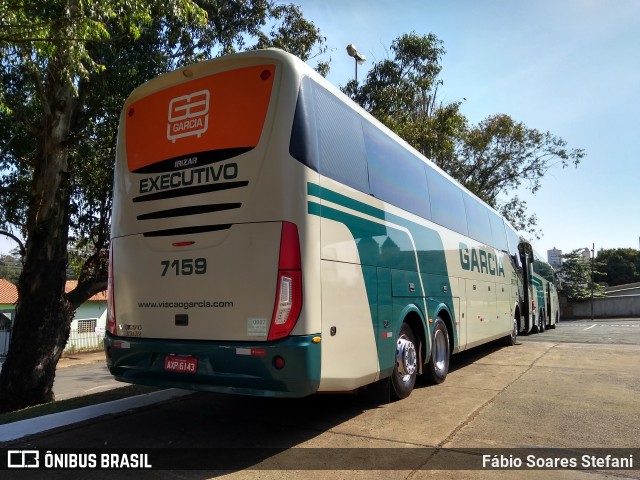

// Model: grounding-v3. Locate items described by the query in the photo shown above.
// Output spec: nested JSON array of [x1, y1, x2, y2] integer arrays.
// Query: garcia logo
[[167, 90, 210, 142], [459, 242, 505, 277]]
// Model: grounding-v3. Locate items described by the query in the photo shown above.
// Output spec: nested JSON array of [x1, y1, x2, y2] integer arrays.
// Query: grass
[[0, 385, 160, 425]]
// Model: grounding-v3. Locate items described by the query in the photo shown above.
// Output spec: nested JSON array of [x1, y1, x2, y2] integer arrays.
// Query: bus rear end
[[105, 51, 321, 397]]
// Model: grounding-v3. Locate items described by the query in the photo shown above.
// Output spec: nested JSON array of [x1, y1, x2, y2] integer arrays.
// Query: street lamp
[[346, 44, 366, 83]]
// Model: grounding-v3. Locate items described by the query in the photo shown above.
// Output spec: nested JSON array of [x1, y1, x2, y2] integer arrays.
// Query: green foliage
[[252, 3, 327, 72], [0, 0, 326, 413], [0, 254, 21, 284], [558, 249, 605, 301], [343, 32, 585, 237], [0, 0, 326, 281], [345, 32, 445, 121], [594, 248, 640, 286]]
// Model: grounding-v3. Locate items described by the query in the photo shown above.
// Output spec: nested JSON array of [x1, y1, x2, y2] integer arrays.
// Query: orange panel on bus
[[125, 64, 275, 173]]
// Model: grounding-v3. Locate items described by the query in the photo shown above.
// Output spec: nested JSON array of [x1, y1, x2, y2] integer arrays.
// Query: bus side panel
[[317, 221, 379, 392], [496, 275, 513, 333], [443, 228, 514, 347]]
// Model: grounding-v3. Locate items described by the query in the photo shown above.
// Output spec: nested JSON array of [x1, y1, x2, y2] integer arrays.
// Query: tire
[[538, 312, 546, 333], [423, 317, 450, 385], [503, 317, 518, 346], [390, 323, 418, 400], [550, 312, 558, 329]]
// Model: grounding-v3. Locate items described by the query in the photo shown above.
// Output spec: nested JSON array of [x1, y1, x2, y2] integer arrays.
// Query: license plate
[[164, 355, 198, 374]]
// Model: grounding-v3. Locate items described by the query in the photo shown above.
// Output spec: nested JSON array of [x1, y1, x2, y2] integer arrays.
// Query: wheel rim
[[511, 318, 518, 342], [433, 328, 448, 374], [396, 334, 417, 382]]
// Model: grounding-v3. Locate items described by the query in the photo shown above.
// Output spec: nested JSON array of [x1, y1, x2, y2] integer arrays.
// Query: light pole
[[590, 243, 595, 321], [346, 44, 366, 83]]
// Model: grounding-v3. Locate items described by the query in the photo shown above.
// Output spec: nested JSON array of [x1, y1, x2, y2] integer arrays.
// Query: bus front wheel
[[423, 317, 450, 385], [390, 323, 418, 400]]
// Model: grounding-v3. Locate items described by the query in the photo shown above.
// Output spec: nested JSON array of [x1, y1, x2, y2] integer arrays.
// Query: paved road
[[520, 318, 640, 345], [5, 319, 639, 479], [47, 318, 640, 400], [53, 361, 122, 401]]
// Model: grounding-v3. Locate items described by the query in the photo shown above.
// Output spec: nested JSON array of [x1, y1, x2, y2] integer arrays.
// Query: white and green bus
[[106, 49, 524, 400], [532, 251, 560, 332]]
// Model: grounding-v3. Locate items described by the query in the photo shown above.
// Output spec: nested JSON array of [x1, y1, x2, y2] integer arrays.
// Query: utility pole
[[590, 243, 595, 321]]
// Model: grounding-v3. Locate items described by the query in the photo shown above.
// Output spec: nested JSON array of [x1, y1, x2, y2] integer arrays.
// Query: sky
[[1, 0, 638, 260], [293, 0, 640, 258]]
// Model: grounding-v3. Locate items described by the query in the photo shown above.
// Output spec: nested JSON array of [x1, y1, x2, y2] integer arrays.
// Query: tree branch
[[0, 230, 25, 257]]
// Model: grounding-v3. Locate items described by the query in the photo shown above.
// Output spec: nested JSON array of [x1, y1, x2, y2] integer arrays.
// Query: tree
[[558, 249, 604, 301], [0, 0, 325, 413], [344, 32, 585, 236], [594, 248, 640, 286], [455, 114, 584, 234], [0, 253, 21, 284]]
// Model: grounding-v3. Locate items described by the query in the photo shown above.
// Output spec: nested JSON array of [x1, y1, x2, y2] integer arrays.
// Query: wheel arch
[[396, 302, 456, 373], [397, 304, 428, 375]]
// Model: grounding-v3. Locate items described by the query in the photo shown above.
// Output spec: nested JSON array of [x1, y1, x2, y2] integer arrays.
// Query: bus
[[532, 251, 560, 332], [106, 49, 526, 400], [504, 225, 537, 335]]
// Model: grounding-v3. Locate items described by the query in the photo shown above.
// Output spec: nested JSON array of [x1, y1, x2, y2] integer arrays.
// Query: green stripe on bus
[[308, 182, 386, 221], [307, 183, 457, 369], [308, 183, 451, 278], [531, 276, 543, 288]]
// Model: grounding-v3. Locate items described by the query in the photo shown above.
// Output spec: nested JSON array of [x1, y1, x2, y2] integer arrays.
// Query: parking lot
[[523, 317, 640, 345], [6, 318, 640, 479]]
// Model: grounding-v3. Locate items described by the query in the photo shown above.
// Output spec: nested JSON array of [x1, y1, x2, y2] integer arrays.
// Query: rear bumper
[[104, 333, 321, 398]]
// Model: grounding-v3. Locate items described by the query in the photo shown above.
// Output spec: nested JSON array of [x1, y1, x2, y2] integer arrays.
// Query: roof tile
[[0, 279, 18, 304], [0, 279, 106, 304]]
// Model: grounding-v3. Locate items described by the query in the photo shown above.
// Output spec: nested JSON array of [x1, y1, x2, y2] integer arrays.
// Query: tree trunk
[[0, 76, 76, 413]]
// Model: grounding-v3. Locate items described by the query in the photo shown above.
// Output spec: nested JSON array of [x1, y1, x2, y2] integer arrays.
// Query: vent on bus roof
[[137, 203, 241, 221]]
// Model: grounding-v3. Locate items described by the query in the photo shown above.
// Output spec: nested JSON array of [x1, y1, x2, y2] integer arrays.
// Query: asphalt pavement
[[53, 351, 121, 401], [1, 318, 638, 479]]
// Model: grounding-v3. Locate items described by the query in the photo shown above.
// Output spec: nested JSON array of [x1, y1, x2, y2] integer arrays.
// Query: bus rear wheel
[[537, 312, 546, 333], [423, 317, 450, 385], [390, 323, 418, 400], [503, 317, 518, 346]]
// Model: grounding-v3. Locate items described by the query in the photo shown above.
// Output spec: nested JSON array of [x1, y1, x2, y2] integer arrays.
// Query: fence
[[64, 318, 105, 353], [0, 310, 14, 359], [0, 313, 103, 374]]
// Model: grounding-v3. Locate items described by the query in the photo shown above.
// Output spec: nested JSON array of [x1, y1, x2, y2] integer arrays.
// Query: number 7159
[[161, 258, 207, 276]]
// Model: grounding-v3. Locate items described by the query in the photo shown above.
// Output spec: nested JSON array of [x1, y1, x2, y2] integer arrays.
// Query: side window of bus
[[313, 83, 370, 194], [463, 193, 493, 246], [488, 211, 509, 252], [289, 79, 318, 172], [363, 122, 431, 219], [425, 166, 468, 236], [505, 224, 522, 269]]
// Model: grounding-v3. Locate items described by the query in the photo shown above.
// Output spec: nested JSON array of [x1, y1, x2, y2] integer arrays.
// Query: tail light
[[531, 299, 536, 311], [107, 245, 117, 335], [268, 222, 302, 341]]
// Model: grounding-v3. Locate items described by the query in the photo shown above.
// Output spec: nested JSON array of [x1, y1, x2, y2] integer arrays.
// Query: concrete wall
[[561, 295, 640, 319]]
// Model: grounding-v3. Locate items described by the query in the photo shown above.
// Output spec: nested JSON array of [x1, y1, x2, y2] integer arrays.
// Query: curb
[[0, 389, 193, 443]]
